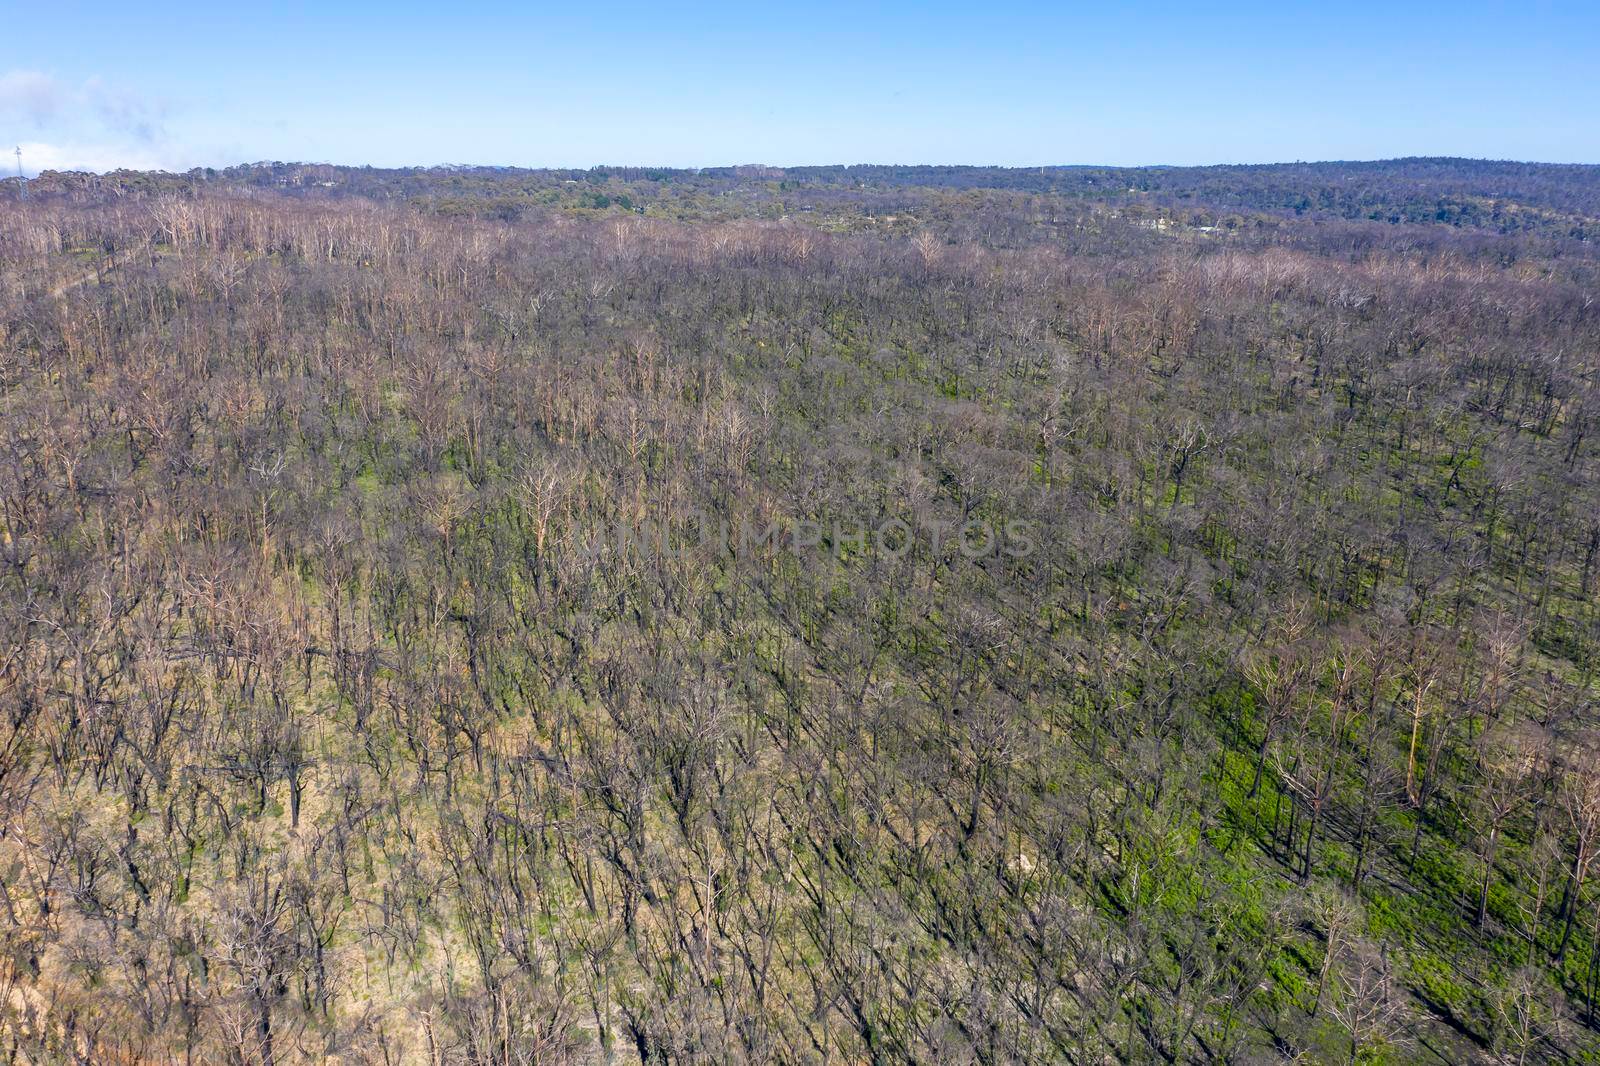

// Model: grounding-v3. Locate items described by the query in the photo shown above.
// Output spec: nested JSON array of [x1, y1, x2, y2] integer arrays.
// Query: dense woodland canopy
[[2, 159, 1600, 1063]]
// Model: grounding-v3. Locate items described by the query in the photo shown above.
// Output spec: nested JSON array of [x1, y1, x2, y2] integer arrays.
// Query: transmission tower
[[14, 147, 25, 201]]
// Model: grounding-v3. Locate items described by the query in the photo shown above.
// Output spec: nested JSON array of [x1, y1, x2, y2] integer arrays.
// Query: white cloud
[[15, 140, 189, 175], [3, 69, 180, 173], [0, 70, 66, 124]]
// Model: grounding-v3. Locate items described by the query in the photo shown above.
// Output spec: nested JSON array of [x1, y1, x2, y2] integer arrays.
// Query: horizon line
[[10, 154, 1600, 179]]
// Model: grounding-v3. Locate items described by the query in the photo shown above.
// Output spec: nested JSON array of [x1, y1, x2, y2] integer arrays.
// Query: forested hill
[[750, 158, 1600, 220], [3, 161, 1600, 1063], [10, 157, 1600, 239]]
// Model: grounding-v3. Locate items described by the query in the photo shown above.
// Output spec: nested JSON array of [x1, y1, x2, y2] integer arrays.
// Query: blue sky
[[3, 1, 1596, 173]]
